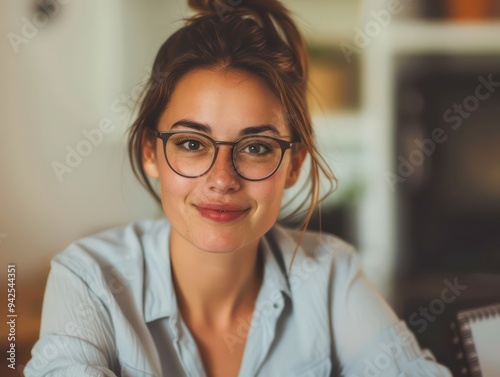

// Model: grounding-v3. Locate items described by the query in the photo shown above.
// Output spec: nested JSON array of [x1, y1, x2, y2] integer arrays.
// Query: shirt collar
[[143, 219, 293, 323], [259, 227, 293, 299]]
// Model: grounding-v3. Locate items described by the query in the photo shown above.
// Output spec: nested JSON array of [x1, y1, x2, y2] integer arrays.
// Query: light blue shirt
[[25, 219, 452, 376]]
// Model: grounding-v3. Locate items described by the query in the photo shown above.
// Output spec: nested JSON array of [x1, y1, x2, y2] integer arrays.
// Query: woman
[[26, 0, 452, 376]]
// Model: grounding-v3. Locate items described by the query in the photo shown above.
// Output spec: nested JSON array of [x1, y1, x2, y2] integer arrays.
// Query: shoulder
[[268, 224, 362, 292], [270, 223, 359, 272], [51, 218, 169, 288]]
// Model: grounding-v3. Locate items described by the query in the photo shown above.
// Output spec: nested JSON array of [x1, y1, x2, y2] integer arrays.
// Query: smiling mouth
[[195, 205, 249, 222]]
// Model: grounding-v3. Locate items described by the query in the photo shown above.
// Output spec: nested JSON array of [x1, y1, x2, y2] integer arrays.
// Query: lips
[[194, 203, 250, 223]]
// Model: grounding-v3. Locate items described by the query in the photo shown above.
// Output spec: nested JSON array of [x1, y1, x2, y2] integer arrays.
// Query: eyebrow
[[170, 119, 281, 136]]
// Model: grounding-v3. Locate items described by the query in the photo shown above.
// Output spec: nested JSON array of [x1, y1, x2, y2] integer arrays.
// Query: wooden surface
[[2, 268, 48, 376]]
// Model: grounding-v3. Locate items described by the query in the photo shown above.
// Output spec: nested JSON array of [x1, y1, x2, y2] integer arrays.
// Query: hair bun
[[186, 0, 307, 84]]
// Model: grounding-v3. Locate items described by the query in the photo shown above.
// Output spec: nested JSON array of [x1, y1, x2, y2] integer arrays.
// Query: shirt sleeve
[[24, 258, 118, 377], [330, 243, 452, 377]]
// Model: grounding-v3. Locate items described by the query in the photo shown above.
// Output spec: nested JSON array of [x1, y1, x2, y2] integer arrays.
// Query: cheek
[[157, 164, 192, 212], [253, 170, 288, 211], [156, 147, 185, 190]]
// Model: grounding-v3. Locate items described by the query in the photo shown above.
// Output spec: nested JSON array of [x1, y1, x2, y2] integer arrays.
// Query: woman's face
[[143, 68, 305, 254]]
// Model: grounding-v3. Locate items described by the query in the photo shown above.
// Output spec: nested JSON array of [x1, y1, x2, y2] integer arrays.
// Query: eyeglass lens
[[164, 133, 284, 180]]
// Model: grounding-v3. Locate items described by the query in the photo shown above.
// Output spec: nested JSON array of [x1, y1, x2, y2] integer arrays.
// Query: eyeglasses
[[154, 131, 298, 181]]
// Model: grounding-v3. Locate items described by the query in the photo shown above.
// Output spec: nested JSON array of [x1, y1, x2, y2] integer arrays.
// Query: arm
[[25, 259, 118, 377], [330, 245, 452, 377]]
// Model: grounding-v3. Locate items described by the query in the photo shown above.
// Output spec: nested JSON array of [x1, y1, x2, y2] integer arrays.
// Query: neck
[[169, 229, 264, 329]]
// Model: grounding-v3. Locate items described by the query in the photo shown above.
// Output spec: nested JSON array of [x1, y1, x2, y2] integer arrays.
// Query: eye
[[241, 142, 272, 155], [182, 140, 202, 150], [174, 137, 208, 152]]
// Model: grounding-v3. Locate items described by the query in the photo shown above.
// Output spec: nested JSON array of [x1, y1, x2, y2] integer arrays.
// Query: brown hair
[[128, 0, 337, 263]]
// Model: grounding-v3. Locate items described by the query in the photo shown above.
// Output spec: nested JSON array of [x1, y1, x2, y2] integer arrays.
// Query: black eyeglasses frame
[[154, 130, 299, 181]]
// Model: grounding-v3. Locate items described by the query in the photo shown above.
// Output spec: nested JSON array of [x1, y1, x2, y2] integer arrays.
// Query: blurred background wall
[[1, 1, 181, 373], [1, 0, 500, 375]]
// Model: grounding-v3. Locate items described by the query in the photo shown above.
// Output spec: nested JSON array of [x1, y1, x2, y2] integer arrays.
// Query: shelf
[[313, 112, 362, 148], [386, 21, 500, 54]]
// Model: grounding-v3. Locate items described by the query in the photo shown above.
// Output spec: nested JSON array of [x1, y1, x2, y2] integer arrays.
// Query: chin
[[190, 232, 249, 254]]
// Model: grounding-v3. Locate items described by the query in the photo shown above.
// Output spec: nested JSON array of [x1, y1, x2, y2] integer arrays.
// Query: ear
[[142, 132, 160, 179], [285, 144, 307, 188]]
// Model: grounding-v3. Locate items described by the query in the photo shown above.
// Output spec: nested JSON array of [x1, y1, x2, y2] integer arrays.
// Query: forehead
[[158, 68, 287, 135]]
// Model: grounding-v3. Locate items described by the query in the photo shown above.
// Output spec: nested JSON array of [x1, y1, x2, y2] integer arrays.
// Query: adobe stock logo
[[385, 74, 500, 191], [340, 0, 411, 63], [408, 278, 467, 334], [50, 65, 167, 183], [51, 119, 116, 183]]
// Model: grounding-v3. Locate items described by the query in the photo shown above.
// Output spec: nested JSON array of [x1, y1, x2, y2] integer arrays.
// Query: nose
[[205, 146, 241, 193]]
